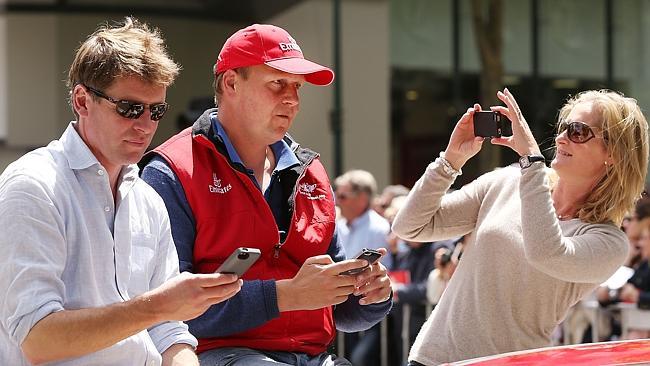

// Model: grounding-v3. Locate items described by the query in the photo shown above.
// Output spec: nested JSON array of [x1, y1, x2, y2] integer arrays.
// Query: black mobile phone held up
[[473, 111, 512, 138], [215, 247, 261, 277], [339, 248, 382, 276]]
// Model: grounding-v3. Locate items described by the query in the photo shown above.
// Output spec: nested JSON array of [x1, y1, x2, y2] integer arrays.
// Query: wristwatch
[[519, 155, 545, 169]]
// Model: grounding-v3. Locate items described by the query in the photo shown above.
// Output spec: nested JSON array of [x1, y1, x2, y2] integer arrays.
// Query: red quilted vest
[[154, 127, 337, 355]]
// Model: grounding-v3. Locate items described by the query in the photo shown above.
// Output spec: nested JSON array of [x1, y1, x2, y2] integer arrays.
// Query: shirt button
[[97, 169, 104, 176], [104, 206, 110, 212]]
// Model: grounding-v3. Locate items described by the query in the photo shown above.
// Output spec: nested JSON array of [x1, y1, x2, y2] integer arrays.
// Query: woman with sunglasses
[[392, 88, 649, 365]]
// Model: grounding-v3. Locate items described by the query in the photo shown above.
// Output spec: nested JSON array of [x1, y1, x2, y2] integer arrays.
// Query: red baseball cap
[[215, 24, 335, 86]]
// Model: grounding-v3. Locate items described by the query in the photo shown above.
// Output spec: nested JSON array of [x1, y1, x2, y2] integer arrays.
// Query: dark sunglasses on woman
[[83, 84, 169, 121], [557, 120, 607, 144]]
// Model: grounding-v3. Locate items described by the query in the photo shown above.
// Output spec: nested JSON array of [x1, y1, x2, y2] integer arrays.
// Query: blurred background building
[[1, 0, 649, 188]]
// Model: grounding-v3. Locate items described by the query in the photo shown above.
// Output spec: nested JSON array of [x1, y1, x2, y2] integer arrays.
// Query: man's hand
[[143, 272, 242, 322], [276, 255, 368, 311], [352, 248, 392, 305]]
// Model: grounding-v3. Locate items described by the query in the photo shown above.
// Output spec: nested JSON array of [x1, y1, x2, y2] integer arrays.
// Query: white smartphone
[[215, 247, 261, 277]]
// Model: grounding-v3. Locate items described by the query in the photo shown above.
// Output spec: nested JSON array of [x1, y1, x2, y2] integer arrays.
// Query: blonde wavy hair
[[67, 17, 180, 118], [555, 90, 649, 225]]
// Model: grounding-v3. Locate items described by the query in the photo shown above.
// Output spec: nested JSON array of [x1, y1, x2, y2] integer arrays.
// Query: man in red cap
[[141, 24, 393, 365]]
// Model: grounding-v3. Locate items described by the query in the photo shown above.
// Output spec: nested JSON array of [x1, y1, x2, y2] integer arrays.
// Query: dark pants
[[199, 347, 352, 366]]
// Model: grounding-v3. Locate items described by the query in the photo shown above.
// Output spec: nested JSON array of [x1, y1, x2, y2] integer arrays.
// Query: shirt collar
[[61, 122, 99, 170], [60, 122, 139, 182], [210, 112, 300, 172]]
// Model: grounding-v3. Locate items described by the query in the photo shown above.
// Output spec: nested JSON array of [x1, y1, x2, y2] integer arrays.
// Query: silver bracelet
[[438, 152, 462, 178]]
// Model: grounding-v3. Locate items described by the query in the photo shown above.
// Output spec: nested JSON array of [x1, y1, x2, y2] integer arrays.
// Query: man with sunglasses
[[0, 18, 242, 366], [141, 24, 392, 365]]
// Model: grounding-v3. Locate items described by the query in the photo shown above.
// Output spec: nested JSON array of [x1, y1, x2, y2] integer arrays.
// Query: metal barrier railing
[[337, 301, 435, 366]]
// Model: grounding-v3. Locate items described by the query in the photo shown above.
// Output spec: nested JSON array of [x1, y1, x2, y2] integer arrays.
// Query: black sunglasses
[[83, 84, 169, 121], [557, 120, 606, 144]]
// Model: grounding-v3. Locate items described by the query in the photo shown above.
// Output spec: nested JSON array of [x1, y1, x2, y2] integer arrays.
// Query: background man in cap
[[0, 17, 242, 366], [141, 24, 392, 365]]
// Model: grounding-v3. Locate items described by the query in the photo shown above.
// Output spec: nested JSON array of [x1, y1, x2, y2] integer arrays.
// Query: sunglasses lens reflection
[[115, 102, 167, 121], [150, 104, 168, 121], [570, 123, 590, 143], [559, 121, 594, 144], [116, 101, 144, 119]]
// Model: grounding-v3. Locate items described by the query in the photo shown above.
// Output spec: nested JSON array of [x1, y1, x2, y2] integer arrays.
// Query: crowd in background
[[333, 169, 465, 365]]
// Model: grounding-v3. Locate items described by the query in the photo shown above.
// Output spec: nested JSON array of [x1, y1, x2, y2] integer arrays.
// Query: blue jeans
[[199, 347, 352, 366]]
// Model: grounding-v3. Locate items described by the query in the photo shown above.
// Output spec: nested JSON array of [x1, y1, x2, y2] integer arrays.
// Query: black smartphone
[[339, 248, 382, 276], [215, 247, 261, 277], [473, 111, 512, 138]]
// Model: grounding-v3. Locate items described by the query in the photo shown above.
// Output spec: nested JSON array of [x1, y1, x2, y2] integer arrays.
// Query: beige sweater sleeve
[[392, 158, 484, 242], [519, 163, 628, 284], [393, 158, 628, 285]]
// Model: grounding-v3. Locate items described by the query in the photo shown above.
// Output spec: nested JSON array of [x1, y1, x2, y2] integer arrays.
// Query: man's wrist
[[275, 279, 295, 312], [131, 293, 165, 325]]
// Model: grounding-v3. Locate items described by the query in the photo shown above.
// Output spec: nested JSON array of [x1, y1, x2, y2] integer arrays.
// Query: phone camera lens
[[238, 252, 250, 260]]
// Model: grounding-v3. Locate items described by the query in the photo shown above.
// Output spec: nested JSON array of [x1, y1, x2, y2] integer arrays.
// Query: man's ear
[[222, 70, 238, 96], [71, 84, 90, 118]]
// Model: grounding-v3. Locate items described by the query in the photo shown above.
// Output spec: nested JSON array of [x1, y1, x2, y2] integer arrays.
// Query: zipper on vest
[[274, 243, 281, 258], [274, 153, 319, 259], [274, 231, 287, 258]]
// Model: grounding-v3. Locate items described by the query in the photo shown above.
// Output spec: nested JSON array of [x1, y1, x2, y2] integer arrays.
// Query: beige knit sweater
[[392, 159, 628, 365]]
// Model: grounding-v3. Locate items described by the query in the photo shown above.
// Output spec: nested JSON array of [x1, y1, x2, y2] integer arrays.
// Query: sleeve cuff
[[11, 300, 63, 345], [148, 321, 198, 354], [425, 160, 457, 182], [263, 280, 281, 319]]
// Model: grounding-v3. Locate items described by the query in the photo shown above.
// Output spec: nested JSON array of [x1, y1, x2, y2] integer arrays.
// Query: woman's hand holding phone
[[443, 104, 486, 171]]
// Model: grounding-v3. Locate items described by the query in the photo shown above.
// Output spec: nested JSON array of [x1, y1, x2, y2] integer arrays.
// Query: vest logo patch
[[298, 182, 326, 200], [209, 173, 232, 194]]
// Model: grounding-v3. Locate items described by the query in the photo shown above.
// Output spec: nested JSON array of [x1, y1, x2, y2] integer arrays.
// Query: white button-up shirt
[[0, 123, 197, 365]]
